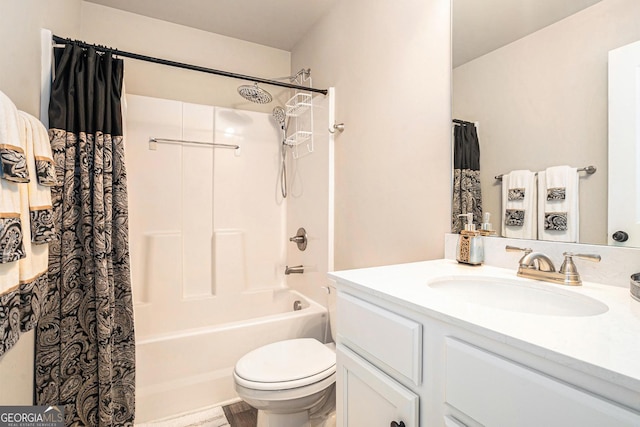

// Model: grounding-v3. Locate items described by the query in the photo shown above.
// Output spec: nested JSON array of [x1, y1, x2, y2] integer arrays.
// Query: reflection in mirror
[[452, 0, 640, 247]]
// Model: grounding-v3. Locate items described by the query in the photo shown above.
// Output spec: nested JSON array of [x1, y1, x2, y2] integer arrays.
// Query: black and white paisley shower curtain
[[452, 121, 482, 233], [35, 43, 135, 426]]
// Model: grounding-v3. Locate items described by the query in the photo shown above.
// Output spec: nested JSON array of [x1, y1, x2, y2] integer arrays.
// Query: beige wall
[[80, 2, 292, 112], [453, 0, 640, 245], [292, 0, 452, 270], [0, 0, 81, 114], [0, 0, 81, 404]]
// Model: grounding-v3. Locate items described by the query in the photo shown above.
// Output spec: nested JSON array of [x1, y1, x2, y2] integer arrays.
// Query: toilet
[[233, 288, 337, 427]]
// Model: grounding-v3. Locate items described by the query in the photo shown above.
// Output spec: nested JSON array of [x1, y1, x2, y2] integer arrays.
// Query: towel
[[15, 112, 51, 325], [0, 180, 25, 269], [0, 103, 51, 356], [538, 166, 579, 242], [0, 178, 23, 296], [27, 112, 56, 187], [501, 170, 537, 239], [18, 111, 55, 245], [0, 91, 29, 183], [0, 179, 23, 295]]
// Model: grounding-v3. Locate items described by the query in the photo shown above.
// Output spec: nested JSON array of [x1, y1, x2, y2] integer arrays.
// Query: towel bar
[[495, 165, 596, 181], [148, 137, 239, 150]]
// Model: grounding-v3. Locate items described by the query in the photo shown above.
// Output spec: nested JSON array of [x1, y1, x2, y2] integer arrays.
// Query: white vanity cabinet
[[334, 286, 640, 427], [336, 292, 421, 427]]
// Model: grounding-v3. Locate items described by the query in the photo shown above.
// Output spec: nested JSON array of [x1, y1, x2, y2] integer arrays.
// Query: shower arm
[[269, 69, 311, 83]]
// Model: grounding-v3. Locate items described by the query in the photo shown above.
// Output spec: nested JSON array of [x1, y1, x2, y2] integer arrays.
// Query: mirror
[[452, 0, 640, 247]]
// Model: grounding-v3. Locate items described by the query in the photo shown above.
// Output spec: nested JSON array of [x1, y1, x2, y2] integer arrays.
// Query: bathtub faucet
[[285, 265, 304, 275]]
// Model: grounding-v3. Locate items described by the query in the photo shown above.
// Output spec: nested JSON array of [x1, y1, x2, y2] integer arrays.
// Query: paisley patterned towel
[[508, 188, 525, 201], [547, 187, 566, 201], [538, 166, 579, 242], [0, 179, 24, 266], [0, 214, 25, 264], [18, 112, 55, 244], [501, 170, 537, 239], [544, 212, 568, 231], [505, 209, 525, 227], [0, 272, 48, 356], [0, 91, 29, 183], [27, 111, 56, 187]]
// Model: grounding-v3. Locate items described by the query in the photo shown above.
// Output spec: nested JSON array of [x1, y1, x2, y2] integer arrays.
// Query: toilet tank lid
[[234, 338, 336, 384]]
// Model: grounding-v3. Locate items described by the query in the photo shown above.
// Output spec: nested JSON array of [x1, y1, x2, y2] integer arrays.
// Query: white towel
[[18, 111, 55, 245], [538, 166, 579, 242], [0, 111, 52, 356], [0, 91, 29, 183], [0, 178, 22, 296], [501, 170, 537, 239], [13, 112, 51, 300]]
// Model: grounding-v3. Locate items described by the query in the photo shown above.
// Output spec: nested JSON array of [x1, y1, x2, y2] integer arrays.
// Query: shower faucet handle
[[289, 227, 307, 251]]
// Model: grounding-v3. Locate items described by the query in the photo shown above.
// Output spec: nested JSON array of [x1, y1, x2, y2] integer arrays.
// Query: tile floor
[[222, 401, 257, 427], [135, 401, 257, 427]]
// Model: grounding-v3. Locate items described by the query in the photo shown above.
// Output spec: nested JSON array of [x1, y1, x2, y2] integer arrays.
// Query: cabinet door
[[337, 344, 418, 427]]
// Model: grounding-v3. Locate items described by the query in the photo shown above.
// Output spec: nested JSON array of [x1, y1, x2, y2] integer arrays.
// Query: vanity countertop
[[328, 259, 640, 393]]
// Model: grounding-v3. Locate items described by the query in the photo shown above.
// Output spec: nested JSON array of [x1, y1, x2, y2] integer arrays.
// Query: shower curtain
[[35, 43, 136, 426], [452, 121, 482, 233]]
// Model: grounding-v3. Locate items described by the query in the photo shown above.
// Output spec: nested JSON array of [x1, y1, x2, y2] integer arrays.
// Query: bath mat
[[135, 406, 230, 427]]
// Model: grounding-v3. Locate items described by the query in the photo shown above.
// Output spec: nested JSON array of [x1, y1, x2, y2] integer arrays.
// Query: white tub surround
[[329, 259, 640, 426], [126, 92, 336, 423]]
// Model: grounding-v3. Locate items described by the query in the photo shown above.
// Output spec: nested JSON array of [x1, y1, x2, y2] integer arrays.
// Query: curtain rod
[[452, 119, 475, 126], [52, 35, 328, 96]]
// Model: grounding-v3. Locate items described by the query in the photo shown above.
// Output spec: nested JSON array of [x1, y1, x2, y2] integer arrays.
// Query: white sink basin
[[427, 276, 608, 317]]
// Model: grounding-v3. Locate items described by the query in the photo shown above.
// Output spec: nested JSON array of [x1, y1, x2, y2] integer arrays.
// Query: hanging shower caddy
[[285, 72, 314, 158]]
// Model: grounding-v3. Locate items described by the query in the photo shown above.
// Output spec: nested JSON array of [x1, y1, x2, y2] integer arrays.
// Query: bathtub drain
[[293, 300, 303, 311]]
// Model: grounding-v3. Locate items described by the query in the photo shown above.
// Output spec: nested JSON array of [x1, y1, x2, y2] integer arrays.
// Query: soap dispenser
[[456, 213, 484, 265], [479, 212, 496, 236]]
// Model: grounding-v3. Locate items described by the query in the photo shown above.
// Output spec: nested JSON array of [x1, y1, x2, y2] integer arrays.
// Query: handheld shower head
[[272, 106, 286, 130], [273, 105, 289, 199], [237, 83, 273, 104]]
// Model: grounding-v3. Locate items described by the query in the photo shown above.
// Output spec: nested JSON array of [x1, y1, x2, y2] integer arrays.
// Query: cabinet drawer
[[337, 292, 422, 385], [445, 337, 640, 427]]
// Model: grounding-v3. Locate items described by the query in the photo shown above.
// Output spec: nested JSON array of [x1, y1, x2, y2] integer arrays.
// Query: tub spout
[[285, 265, 304, 275]]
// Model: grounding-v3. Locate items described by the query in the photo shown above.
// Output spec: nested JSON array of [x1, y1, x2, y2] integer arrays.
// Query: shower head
[[272, 106, 286, 130], [237, 83, 273, 104]]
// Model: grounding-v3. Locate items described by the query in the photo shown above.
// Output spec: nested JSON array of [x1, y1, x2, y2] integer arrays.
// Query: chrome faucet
[[285, 265, 304, 275], [505, 245, 601, 286]]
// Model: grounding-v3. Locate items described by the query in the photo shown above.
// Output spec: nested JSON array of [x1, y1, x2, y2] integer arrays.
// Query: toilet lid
[[234, 338, 336, 385]]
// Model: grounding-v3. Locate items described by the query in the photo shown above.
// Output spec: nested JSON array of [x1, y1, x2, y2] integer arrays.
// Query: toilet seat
[[234, 338, 336, 391]]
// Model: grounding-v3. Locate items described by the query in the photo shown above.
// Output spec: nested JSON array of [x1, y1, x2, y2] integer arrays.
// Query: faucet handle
[[559, 252, 601, 285], [505, 245, 532, 254], [562, 252, 601, 263]]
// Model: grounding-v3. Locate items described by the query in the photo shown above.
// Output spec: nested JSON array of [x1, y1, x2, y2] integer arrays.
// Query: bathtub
[[135, 289, 328, 423]]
